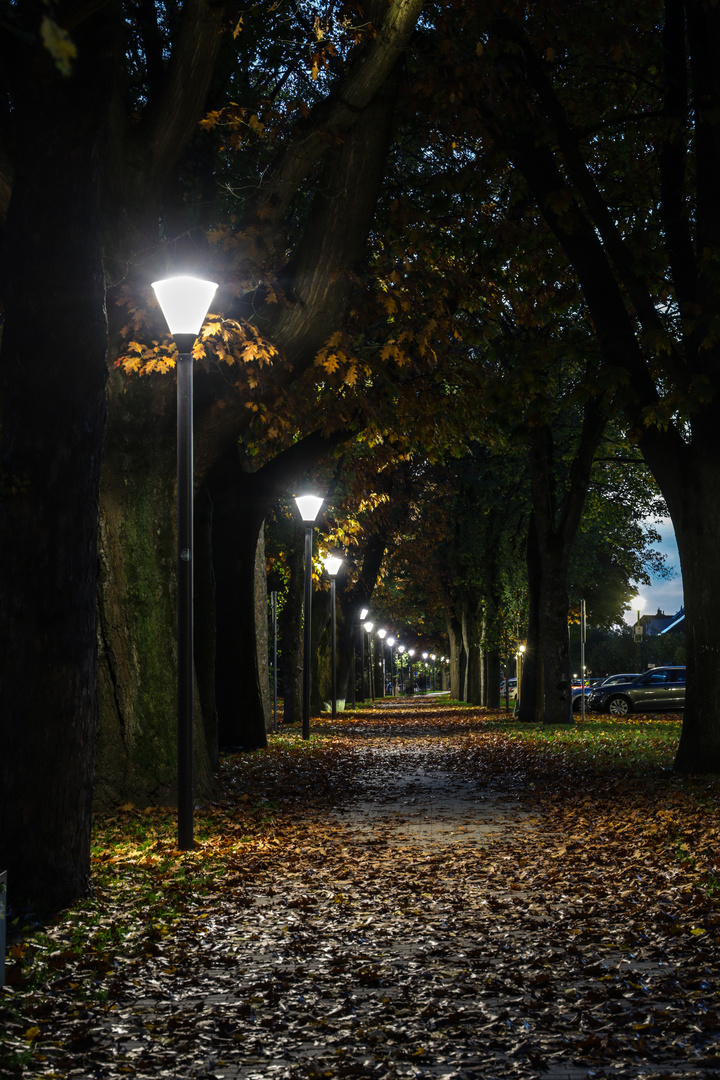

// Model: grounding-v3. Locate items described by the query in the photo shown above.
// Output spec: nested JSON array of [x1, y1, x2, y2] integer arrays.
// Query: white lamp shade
[[323, 554, 343, 577], [295, 494, 324, 522], [152, 276, 218, 335], [422, 652, 428, 659], [377, 628, 387, 639], [360, 607, 369, 620], [364, 621, 374, 633], [408, 650, 415, 657], [387, 637, 395, 647], [398, 645, 405, 653]]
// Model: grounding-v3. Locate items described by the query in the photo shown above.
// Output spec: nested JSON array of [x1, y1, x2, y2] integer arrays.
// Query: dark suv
[[586, 666, 686, 715]]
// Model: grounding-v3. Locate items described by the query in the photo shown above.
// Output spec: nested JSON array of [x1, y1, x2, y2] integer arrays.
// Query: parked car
[[573, 674, 640, 712], [571, 678, 605, 712], [586, 667, 686, 715]]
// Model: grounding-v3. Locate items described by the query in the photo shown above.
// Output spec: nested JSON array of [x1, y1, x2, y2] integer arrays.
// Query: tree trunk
[[96, 377, 215, 806], [0, 6, 113, 905], [642, 440, 720, 771], [207, 452, 268, 750], [446, 608, 465, 701], [461, 595, 483, 705], [280, 527, 304, 727], [518, 516, 543, 723]]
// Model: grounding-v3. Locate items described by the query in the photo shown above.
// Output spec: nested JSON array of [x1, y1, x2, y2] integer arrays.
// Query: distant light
[[377, 628, 387, 639], [364, 621, 374, 633], [360, 607, 369, 620], [323, 554, 343, 577]]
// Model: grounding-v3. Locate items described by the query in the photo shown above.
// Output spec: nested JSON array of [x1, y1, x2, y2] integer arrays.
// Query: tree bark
[[0, 2, 113, 904]]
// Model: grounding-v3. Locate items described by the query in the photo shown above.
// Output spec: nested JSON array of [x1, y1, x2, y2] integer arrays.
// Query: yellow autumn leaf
[[24, 1027, 40, 1041], [40, 15, 77, 76]]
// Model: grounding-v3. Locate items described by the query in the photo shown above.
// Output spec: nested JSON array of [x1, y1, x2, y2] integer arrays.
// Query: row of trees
[[1, 0, 715, 910]]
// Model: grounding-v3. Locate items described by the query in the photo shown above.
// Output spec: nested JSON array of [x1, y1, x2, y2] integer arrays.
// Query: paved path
[[41, 702, 720, 1080]]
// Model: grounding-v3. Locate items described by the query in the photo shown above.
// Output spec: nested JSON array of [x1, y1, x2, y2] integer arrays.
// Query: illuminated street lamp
[[408, 648, 415, 692], [422, 652, 429, 693], [295, 493, 324, 739], [324, 554, 343, 720], [152, 275, 218, 851], [398, 644, 405, 692], [431, 653, 436, 692]]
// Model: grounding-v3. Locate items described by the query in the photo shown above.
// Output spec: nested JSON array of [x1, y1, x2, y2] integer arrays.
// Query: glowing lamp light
[[152, 276, 217, 336], [295, 494, 324, 523], [323, 554, 343, 577]]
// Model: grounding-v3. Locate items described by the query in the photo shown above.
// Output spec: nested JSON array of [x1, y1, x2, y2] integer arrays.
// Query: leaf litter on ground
[[2, 698, 720, 1079]]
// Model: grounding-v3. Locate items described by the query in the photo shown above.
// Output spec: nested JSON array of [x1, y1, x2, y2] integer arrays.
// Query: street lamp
[[398, 644, 405, 692], [431, 653, 436, 692], [295, 493, 324, 739], [364, 620, 374, 700], [377, 628, 387, 696], [152, 275, 217, 851], [422, 652, 429, 692], [408, 648, 415, 692], [324, 554, 343, 720]]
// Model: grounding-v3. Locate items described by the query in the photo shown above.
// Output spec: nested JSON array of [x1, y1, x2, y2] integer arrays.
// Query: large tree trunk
[[518, 515, 544, 723], [96, 377, 215, 806], [446, 607, 465, 701], [641, 438, 720, 771], [0, 6, 113, 905], [461, 595, 483, 705]]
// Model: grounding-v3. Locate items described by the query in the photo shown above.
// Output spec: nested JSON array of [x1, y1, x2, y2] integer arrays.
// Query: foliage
[[3, 700, 720, 1077]]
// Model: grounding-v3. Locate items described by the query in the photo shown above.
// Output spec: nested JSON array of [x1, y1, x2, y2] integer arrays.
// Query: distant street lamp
[[398, 644, 405, 692], [431, 654, 436, 692], [295, 494, 324, 739], [364, 620, 374, 700], [324, 554, 343, 720], [152, 274, 218, 851], [408, 648, 415, 692], [422, 652, 429, 692]]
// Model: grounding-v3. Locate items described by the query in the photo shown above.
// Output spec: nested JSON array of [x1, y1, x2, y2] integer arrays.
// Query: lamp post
[[295, 494, 324, 740], [324, 554, 342, 720], [377, 629, 387, 696], [357, 607, 369, 704], [398, 644, 405, 692], [364, 621, 374, 700], [408, 648, 415, 692], [431, 654, 436, 692], [422, 652, 429, 692], [152, 275, 218, 851]]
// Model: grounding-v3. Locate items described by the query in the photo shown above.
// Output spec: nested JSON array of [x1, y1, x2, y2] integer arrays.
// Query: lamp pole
[[324, 554, 343, 720], [152, 275, 218, 851], [431, 654, 436, 692], [422, 652, 429, 692], [408, 649, 415, 693], [398, 645, 405, 692], [295, 494, 324, 739]]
